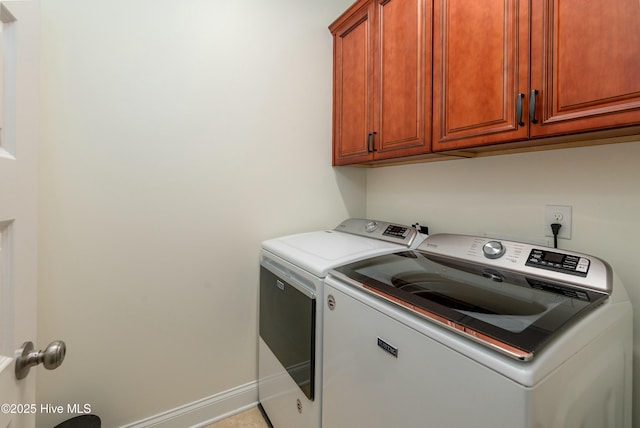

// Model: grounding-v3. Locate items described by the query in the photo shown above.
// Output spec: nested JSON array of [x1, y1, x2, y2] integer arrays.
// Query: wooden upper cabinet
[[529, 0, 640, 137], [432, 0, 530, 151], [433, 0, 640, 152], [331, 2, 374, 165], [332, 0, 640, 163], [330, 0, 431, 165]]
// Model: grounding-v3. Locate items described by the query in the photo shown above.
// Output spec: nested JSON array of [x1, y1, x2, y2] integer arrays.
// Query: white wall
[[38, 1, 640, 426], [366, 141, 640, 427], [37, 0, 360, 427]]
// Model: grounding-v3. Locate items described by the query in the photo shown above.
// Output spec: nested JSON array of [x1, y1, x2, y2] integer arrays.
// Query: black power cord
[[412, 222, 429, 234], [551, 223, 562, 248]]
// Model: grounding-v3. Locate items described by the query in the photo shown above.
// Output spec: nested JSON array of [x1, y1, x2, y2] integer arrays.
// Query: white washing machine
[[323, 233, 633, 428], [258, 219, 426, 428]]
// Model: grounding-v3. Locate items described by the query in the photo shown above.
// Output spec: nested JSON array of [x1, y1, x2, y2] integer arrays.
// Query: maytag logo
[[276, 280, 285, 291], [377, 337, 398, 358]]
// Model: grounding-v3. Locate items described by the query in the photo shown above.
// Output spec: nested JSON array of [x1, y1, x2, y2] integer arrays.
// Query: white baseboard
[[120, 381, 258, 428]]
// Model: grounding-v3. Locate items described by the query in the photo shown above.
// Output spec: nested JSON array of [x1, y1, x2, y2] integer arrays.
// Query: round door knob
[[15, 340, 66, 380], [483, 241, 505, 259]]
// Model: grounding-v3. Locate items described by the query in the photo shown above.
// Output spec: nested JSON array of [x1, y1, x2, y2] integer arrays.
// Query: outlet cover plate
[[545, 205, 572, 239]]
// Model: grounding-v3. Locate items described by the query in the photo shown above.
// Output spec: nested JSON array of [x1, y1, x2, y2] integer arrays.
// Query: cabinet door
[[331, 3, 375, 165], [432, 0, 529, 151], [530, 0, 640, 137], [371, 0, 431, 160]]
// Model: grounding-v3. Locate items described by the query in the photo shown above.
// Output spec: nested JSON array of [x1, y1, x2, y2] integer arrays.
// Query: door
[[529, 0, 640, 137], [259, 266, 316, 400], [0, 2, 39, 428], [331, 1, 375, 165], [432, 0, 530, 151], [372, 0, 430, 160], [330, 0, 431, 165]]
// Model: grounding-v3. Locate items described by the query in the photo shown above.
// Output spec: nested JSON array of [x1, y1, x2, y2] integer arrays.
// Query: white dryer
[[258, 219, 426, 428]]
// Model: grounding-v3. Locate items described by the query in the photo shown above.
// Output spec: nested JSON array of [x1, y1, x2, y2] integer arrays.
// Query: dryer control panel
[[335, 218, 421, 247]]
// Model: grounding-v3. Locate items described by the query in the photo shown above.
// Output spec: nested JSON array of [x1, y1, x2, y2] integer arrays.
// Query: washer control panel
[[417, 234, 611, 294], [526, 249, 590, 277]]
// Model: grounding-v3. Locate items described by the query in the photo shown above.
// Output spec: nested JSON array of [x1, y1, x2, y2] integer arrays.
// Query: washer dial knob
[[365, 221, 378, 233], [483, 241, 505, 259]]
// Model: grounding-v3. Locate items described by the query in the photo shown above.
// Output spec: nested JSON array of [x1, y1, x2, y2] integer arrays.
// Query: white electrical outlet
[[545, 205, 572, 239]]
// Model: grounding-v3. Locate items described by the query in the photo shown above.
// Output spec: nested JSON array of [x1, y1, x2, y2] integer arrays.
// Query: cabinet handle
[[516, 93, 525, 126], [529, 89, 539, 124], [369, 132, 377, 152], [366, 133, 372, 153]]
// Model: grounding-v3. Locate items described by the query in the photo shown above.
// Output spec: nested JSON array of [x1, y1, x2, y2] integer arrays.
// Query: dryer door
[[259, 266, 316, 399]]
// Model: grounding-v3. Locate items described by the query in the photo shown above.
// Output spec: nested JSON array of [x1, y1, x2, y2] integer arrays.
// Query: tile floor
[[204, 407, 269, 428]]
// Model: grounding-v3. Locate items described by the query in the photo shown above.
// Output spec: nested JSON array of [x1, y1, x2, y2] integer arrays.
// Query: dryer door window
[[259, 266, 316, 400]]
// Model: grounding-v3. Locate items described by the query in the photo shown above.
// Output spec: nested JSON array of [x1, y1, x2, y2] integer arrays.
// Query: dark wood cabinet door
[[331, 2, 375, 165], [331, 0, 430, 165], [530, 0, 640, 137], [372, 0, 431, 160], [432, 0, 529, 151]]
